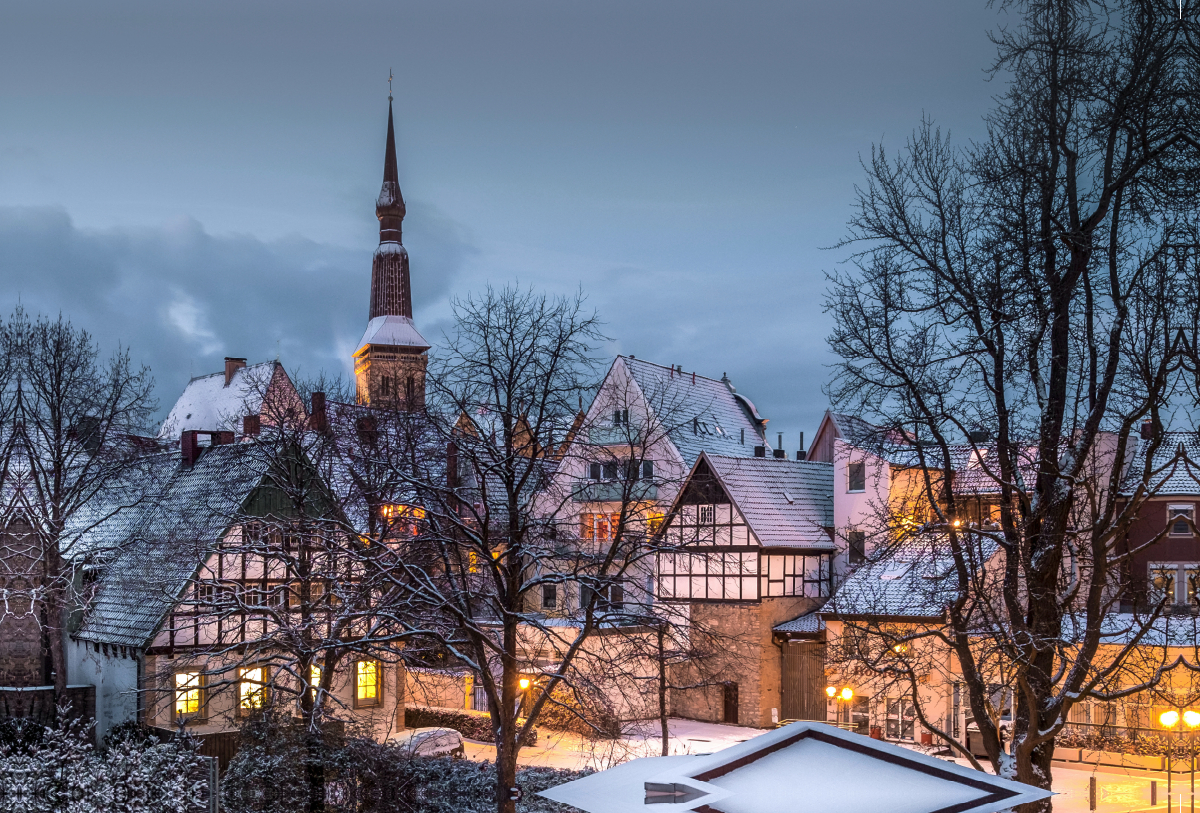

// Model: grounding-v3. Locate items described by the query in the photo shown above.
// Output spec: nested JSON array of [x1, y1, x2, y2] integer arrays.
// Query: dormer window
[[1170, 505, 1194, 537]]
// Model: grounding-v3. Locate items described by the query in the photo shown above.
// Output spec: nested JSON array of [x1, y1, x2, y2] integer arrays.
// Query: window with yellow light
[[174, 672, 204, 720], [238, 666, 269, 713], [355, 660, 381, 708], [381, 504, 425, 537], [646, 512, 665, 535]]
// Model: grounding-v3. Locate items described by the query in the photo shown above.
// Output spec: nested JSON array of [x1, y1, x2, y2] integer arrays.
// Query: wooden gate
[[780, 642, 825, 721]]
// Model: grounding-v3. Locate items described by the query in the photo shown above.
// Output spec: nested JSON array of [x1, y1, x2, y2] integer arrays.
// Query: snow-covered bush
[[0, 713, 208, 813], [335, 738, 587, 813], [404, 705, 537, 745]]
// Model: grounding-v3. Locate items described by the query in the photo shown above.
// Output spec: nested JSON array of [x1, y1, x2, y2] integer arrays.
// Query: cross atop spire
[[388, 68, 393, 101]]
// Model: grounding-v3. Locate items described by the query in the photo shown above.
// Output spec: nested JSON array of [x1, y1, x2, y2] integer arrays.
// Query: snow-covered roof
[[701, 453, 834, 549], [73, 442, 273, 648], [159, 361, 286, 438], [354, 315, 430, 355], [824, 535, 997, 619], [773, 611, 825, 636], [1120, 432, 1200, 496], [622, 357, 767, 468], [540, 720, 1050, 813]]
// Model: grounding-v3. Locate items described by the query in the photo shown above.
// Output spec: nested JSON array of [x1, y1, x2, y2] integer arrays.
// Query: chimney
[[309, 391, 327, 431], [243, 415, 261, 437], [1141, 420, 1154, 440], [181, 430, 200, 468], [754, 445, 766, 458], [211, 431, 235, 446], [796, 431, 806, 460], [772, 448, 786, 459], [224, 357, 247, 386]]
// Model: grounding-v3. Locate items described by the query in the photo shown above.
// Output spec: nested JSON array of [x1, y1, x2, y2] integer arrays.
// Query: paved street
[[465, 719, 1200, 812]]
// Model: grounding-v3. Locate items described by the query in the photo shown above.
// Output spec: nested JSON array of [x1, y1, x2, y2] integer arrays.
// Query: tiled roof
[[773, 611, 825, 635], [703, 453, 834, 549], [1120, 432, 1200, 496], [159, 361, 284, 437], [622, 357, 767, 468], [74, 442, 271, 647], [828, 413, 882, 447], [824, 535, 997, 619]]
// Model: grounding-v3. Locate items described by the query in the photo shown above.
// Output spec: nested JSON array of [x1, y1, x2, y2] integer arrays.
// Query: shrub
[[0, 711, 208, 813], [338, 739, 588, 813], [532, 687, 622, 740], [405, 705, 537, 745]]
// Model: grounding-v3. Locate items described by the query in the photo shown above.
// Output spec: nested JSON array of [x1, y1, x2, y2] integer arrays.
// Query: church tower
[[354, 96, 430, 408]]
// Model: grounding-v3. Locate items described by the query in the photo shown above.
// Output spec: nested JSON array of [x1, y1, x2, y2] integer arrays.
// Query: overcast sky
[[0, 0, 1002, 445]]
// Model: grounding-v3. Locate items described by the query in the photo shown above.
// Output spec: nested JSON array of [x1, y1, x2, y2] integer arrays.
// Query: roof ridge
[[623, 355, 724, 384]]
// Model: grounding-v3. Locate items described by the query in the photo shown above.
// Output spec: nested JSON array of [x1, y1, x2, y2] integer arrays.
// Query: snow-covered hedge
[[405, 705, 538, 745], [337, 739, 588, 813], [0, 715, 209, 813]]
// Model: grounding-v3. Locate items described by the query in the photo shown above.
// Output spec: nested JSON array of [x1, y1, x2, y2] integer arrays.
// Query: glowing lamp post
[[1160, 706, 1200, 811], [826, 685, 855, 727]]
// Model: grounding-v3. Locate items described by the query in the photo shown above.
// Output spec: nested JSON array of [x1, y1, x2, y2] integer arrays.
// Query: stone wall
[[0, 519, 49, 688], [669, 596, 819, 728]]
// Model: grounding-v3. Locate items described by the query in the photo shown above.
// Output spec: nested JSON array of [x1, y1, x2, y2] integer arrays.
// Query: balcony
[[572, 479, 657, 503]]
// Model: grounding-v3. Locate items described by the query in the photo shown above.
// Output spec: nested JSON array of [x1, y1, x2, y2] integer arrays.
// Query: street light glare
[[840, 687, 854, 701], [1161, 709, 1181, 728], [519, 678, 531, 690], [1184, 710, 1200, 728], [826, 686, 837, 698]]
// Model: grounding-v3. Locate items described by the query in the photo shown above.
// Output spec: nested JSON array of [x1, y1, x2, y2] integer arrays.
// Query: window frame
[[847, 462, 866, 493], [173, 671, 206, 722], [847, 529, 866, 565], [1169, 504, 1195, 537], [237, 666, 271, 715], [541, 583, 558, 610], [354, 659, 383, 709]]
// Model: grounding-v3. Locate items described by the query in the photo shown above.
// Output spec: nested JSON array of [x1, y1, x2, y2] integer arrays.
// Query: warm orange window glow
[[356, 660, 379, 703], [310, 665, 321, 688], [381, 504, 425, 537], [175, 672, 202, 717], [468, 551, 478, 573], [239, 667, 268, 710], [646, 513, 665, 535]]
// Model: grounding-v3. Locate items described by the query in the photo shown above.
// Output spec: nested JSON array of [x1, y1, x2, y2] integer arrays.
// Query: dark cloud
[[0, 204, 475, 423]]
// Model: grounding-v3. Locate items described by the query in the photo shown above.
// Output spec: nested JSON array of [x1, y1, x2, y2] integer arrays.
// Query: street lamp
[[827, 685, 855, 727], [1160, 705, 1200, 811]]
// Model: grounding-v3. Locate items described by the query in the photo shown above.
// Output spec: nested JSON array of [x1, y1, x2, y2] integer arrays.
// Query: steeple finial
[[388, 68, 393, 101]]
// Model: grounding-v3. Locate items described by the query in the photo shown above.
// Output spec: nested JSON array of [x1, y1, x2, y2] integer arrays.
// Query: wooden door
[[781, 642, 825, 721], [723, 682, 739, 724]]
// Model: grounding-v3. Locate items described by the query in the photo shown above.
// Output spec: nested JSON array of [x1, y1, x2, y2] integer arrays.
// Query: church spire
[[369, 97, 412, 320], [376, 98, 406, 244]]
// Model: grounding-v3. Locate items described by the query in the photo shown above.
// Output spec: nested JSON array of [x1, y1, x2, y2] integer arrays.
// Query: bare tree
[[371, 286, 679, 813], [2, 308, 156, 699], [824, 0, 1196, 803]]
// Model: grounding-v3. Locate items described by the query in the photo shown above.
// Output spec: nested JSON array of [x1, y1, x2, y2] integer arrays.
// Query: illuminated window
[[381, 504, 425, 537], [310, 664, 321, 688], [646, 512, 665, 535], [239, 667, 269, 712], [355, 660, 381, 707], [468, 551, 478, 573], [174, 672, 204, 720]]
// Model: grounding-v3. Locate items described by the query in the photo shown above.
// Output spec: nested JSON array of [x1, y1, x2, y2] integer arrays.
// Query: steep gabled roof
[[159, 361, 294, 438], [700, 453, 834, 549], [1120, 432, 1200, 496], [621, 357, 767, 468], [73, 442, 273, 648]]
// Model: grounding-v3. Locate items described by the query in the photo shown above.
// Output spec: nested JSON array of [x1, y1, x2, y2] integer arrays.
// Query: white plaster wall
[[831, 439, 890, 582], [67, 639, 139, 740]]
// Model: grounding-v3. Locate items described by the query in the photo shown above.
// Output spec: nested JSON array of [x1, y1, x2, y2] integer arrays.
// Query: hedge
[[405, 705, 537, 746]]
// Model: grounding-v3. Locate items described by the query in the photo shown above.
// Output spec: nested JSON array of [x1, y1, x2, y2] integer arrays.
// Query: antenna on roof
[[275, 339, 280, 361]]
